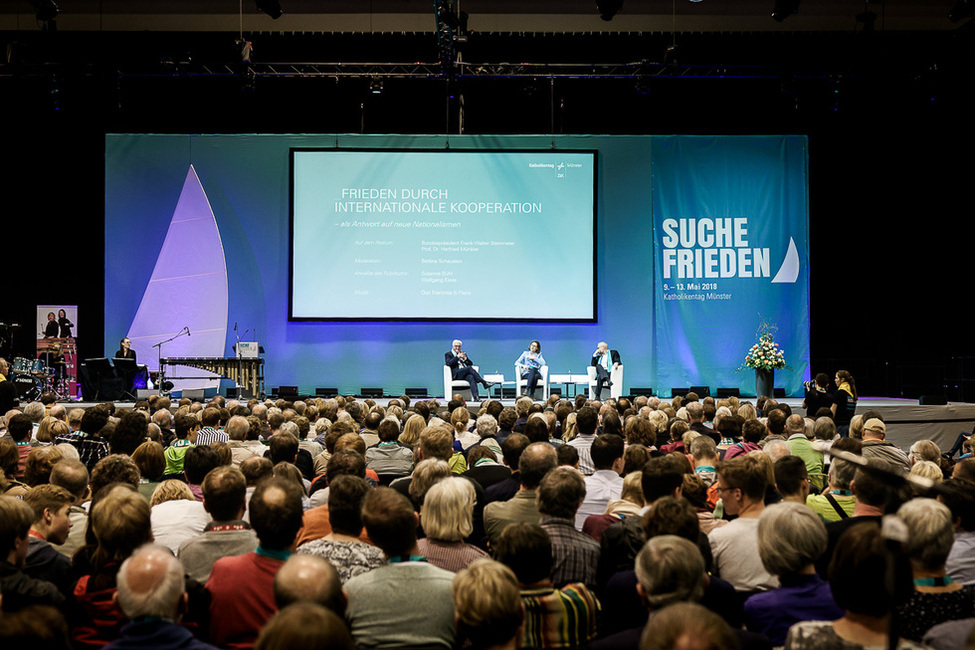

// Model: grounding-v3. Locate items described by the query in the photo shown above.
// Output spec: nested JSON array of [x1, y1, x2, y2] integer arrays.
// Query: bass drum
[[12, 372, 41, 402]]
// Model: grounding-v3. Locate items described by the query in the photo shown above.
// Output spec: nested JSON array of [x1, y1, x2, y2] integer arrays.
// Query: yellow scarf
[[837, 381, 855, 399]]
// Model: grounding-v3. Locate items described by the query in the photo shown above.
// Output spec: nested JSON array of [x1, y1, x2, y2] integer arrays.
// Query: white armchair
[[515, 364, 549, 401], [587, 364, 624, 400], [444, 364, 479, 401]]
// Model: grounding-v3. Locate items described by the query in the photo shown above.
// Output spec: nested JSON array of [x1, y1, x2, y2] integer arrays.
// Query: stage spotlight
[[771, 0, 800, 21], [596, 0, 623, 21], [369, 79, 384, 95], [948, 0, 974, 22], [29, 0, 59, 24], [256, 0, 283, 19]]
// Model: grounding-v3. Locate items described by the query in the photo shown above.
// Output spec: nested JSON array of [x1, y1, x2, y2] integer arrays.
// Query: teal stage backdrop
[[105, 134, 809, 397]]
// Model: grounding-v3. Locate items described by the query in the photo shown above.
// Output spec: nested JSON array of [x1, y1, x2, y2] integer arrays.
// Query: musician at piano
[[43, 311, 59, 338], [115, 337, 136, 362], [57, 309, 74, 338]]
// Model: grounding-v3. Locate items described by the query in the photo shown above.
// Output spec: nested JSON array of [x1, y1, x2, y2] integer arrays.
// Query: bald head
[[785, 414, 807, 438], [274, 554, 346, 615], [116, 545, 186, 619]]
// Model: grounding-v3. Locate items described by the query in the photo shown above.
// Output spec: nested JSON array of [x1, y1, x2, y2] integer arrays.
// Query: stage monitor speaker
[[670, 388, 690, 398], [316, 388, 339, 397], [405, 388, 428, 398], [550, 387, 562, 396], [361, 388, 384, 398], [919, 394, 948, 405], [136, 389, 160, 399], [225, 387, 256, 400], [277, 386, 299, 397], [182, 388, 206, 401], [773, 388, 786, 398], [630, 387, 655, 397], [716, 388, 741, 398], [502, 386, 517, 399], [690, 386, 710, 398]]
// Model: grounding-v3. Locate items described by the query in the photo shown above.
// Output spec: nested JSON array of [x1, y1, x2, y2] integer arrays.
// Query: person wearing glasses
[[707, 454, 778, 596], [515, 340, 545, 399]]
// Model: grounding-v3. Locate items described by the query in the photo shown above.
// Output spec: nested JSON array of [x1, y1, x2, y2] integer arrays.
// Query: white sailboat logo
[[771, 237, 800, 284], [125, 165, 229, 390]]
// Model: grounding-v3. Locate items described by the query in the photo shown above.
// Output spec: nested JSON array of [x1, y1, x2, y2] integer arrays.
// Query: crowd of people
[[1, 387, 975, 649]]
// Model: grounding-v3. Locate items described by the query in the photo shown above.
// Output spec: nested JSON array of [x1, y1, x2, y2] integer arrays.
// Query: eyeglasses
[[714, 485, 740, 496]]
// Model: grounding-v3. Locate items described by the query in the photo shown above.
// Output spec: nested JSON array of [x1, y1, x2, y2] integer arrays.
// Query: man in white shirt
[[708, 455, 778, 594], [575, 433, 624, 530]]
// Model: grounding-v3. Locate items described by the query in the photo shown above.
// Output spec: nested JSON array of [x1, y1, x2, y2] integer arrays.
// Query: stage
[[54, 395, 975, 456]]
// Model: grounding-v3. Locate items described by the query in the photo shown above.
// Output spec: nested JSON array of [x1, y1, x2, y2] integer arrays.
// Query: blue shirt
[[743, 573, 843, 646], [516, 351, 546, 374]]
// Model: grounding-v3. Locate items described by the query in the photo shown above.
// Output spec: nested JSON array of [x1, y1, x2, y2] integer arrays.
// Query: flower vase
[[756, 368, 774, 398]]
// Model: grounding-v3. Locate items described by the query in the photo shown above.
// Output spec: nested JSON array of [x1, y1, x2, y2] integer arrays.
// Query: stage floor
[[56, 395, 975, 455]]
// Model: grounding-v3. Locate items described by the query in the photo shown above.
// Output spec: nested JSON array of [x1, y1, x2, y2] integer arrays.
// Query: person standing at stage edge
[[446, 339, 495, 401], [831, 370, 857, 436], [591, 342, 621, 401]]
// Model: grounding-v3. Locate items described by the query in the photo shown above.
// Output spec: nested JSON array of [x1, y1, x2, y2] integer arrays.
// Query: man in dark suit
[[591, 342, 621, 400], [445, 339, 494, 401]]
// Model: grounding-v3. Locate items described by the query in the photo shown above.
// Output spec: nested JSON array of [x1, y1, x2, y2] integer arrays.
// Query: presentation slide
[[290, 149, 596, 321]]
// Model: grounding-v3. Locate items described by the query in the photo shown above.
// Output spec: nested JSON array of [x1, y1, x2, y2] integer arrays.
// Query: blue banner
[[651, 136, 810, 396]]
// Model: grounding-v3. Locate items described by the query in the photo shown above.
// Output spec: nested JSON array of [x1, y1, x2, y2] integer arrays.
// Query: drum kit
[[1, 321, 74, 402], [10, 349, 71, 401]]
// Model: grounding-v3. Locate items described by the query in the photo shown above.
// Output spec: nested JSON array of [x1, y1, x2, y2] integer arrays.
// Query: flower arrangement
[[739, 320, 789, 372]]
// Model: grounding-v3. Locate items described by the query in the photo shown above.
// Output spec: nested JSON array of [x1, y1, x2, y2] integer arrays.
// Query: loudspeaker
[[920, 394, 948, 406], [630, 387, 655, 397], [361, 388, 384, 398], [277, 386, 299, 397], [182, 388, 206, 401], [316, 388, 339, 397], [716, 388, 741, 398], [405, 388, 428, 398], [136, 389, 160, 399], [670, 388, 690, 398], [690, 386, 711, 398]]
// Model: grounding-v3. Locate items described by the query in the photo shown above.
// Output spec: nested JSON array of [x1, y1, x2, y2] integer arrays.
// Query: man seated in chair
[[446, 339, 494, 401], [591, 342, 621, 400]]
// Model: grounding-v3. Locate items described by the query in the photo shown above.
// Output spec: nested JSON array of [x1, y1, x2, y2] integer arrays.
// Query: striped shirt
[[196, 427, 229, 447], [520, 583, 600, 649]]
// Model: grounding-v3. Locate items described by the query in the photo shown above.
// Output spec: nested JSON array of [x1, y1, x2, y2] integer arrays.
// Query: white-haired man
[[445, 339, 494, 401], [106, 544, 218, 650]]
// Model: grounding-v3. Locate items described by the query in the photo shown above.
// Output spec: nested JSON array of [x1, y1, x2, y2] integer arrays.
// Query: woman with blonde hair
[[33, 416, 60, 445], [399, 413, 426, 448], [561, 412, 578, 442], [451, 407, 479, 453], [418, 476, 488, 572], [149, 479, 209, 553]]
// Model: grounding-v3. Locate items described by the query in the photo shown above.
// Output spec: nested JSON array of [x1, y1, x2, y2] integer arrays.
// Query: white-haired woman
[[745, 501, 844, 646], [417, 476, 488, 572], [895, 498, 975, 642]]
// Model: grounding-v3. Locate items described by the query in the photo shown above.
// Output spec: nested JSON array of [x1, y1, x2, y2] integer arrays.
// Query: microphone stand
[[153, 327, 191, 396]]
